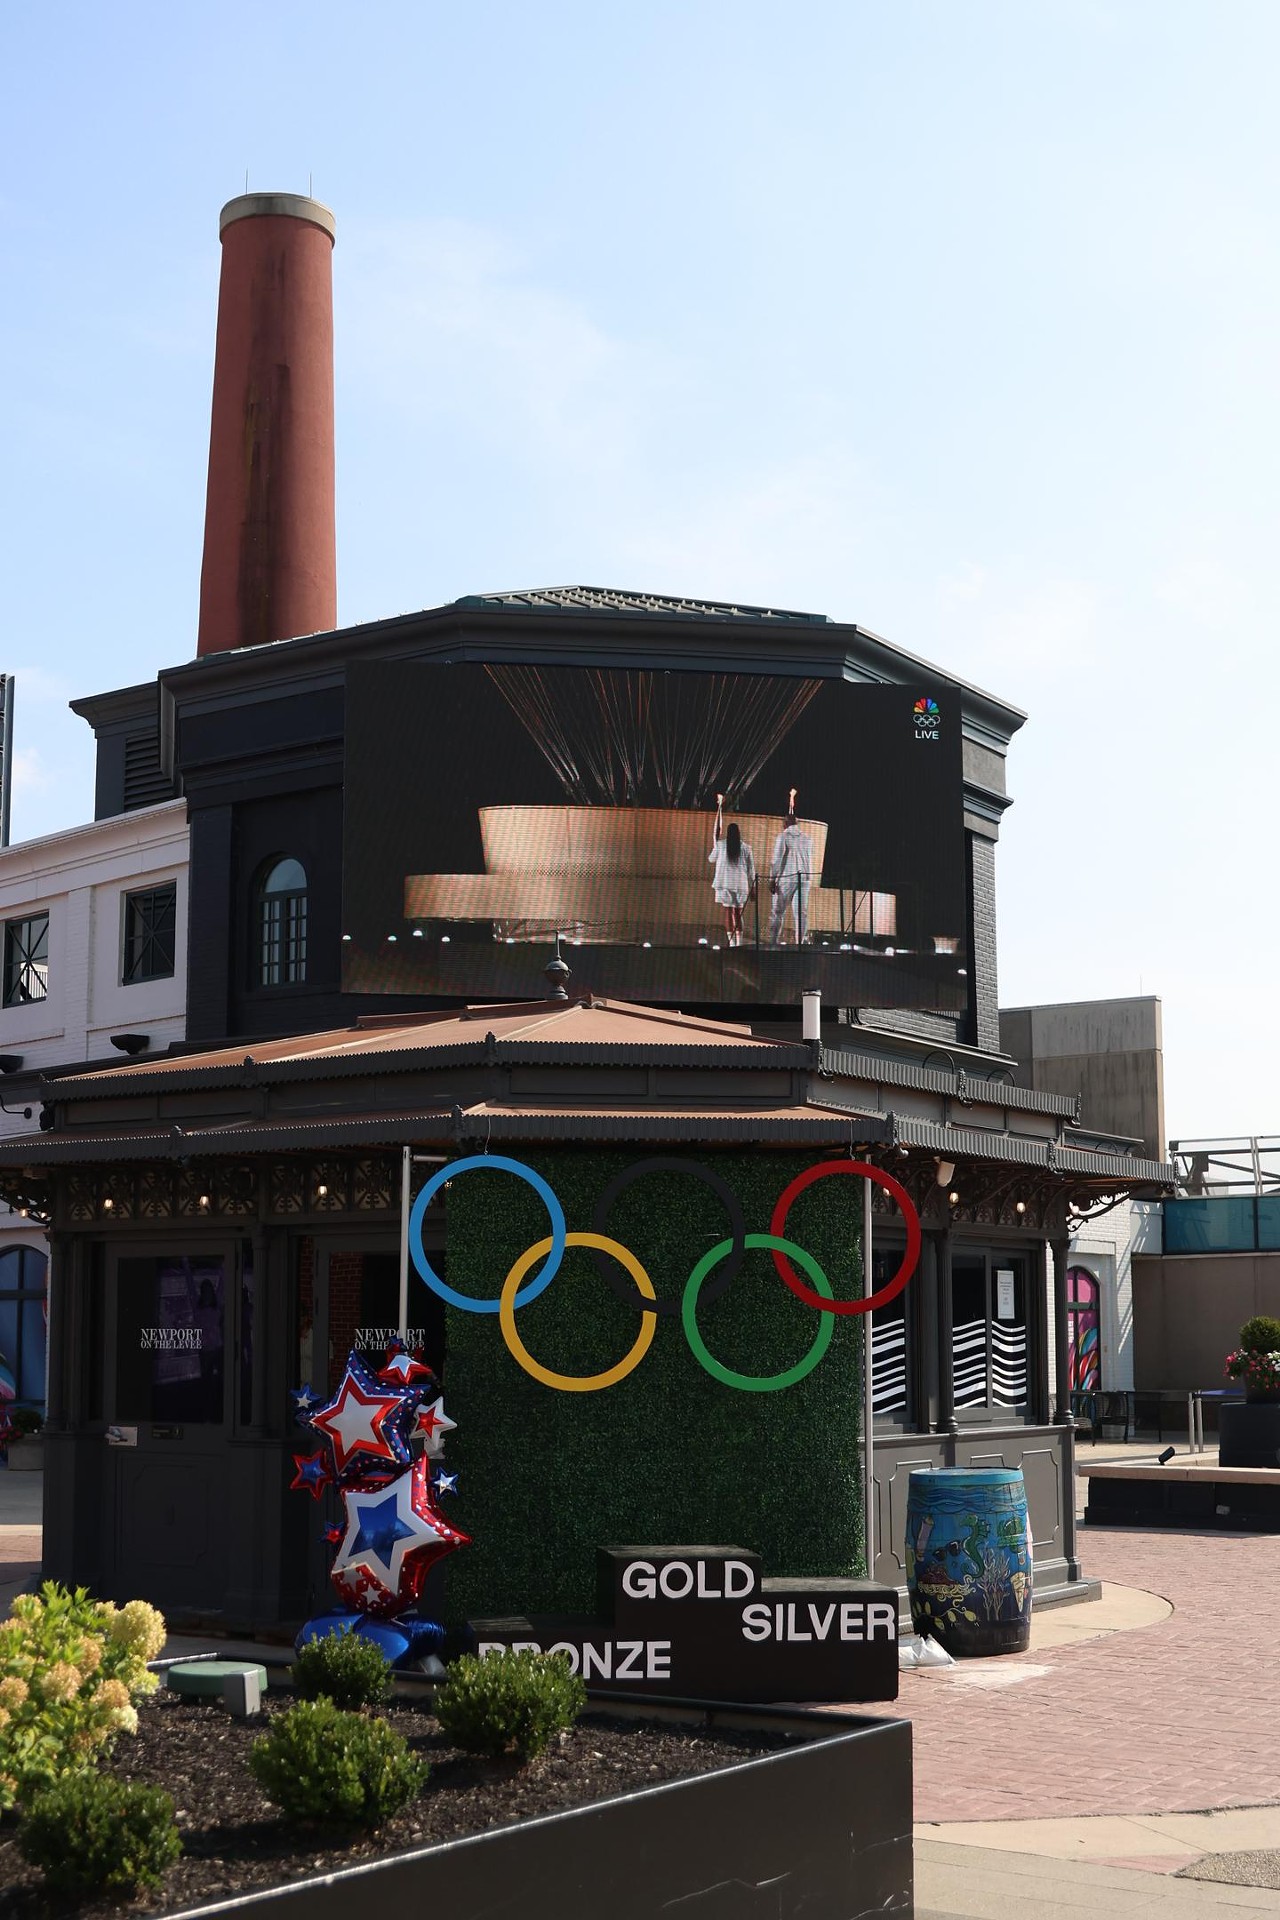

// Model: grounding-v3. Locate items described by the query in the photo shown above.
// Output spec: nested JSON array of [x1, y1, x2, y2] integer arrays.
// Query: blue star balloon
[[289, 1449, 332, 1501], [290, 1382, 323, 1422]]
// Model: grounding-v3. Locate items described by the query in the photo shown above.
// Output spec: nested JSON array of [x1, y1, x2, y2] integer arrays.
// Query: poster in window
[[995, 1270, 1016, 1322]]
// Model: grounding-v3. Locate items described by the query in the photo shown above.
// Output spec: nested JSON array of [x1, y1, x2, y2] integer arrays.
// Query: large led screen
[[342, 661, 969, 1012]]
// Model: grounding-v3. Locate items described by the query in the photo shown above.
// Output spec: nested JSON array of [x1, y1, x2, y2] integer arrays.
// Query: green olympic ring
[[681, 1233, 835, 1393]]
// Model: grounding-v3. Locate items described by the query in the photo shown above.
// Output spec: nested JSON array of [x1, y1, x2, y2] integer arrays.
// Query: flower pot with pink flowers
[[1225, 1317, 1280, 1405]]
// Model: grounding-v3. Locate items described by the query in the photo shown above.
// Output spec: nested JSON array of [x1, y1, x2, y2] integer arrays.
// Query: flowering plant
[[1226, 1315, 1280, 1398], [0, 1582, 165, 1810], [1225, 1347, 1280, 1393]]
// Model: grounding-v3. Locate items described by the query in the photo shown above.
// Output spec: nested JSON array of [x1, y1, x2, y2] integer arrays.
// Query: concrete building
[[999, 997, 1167, 1405]]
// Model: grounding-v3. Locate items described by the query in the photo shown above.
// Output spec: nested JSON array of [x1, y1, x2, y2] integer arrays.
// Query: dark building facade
[[0, 587, 1173, 1636]]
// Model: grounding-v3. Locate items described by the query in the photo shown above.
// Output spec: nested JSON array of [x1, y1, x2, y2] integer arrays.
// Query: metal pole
[[398, 1144, 411, 1340], [1, 676, 14, 849], [863, 1175, 875, 1582]]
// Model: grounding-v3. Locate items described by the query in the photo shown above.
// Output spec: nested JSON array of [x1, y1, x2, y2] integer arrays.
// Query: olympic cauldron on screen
[[403, 665, 893, 949]]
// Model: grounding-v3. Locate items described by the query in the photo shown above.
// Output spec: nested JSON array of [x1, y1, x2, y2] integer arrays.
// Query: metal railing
[[1169, 1135, 1280, 1197]]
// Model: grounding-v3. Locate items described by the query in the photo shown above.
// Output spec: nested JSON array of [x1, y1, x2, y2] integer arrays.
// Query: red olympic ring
[[769, 1160, 921, 1316]]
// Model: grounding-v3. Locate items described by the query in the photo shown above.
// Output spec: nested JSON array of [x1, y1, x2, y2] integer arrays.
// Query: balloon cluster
[[289, 1341, 470, 1665]]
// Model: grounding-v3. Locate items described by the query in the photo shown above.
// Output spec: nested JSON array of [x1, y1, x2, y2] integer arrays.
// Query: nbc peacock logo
[[912, 696, 941, 741]]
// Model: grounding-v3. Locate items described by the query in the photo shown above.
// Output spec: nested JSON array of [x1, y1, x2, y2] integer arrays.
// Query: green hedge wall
[[441, 1149, 865, 1622]]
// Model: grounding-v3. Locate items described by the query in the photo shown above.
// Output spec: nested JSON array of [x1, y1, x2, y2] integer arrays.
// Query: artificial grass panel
[[441, 1149, 864, 1623]]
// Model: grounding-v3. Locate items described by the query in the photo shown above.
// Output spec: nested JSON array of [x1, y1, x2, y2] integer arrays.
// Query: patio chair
[[1092, 1390, 1132, 1443]]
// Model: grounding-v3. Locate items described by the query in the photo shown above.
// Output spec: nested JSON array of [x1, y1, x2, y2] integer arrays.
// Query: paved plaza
[[898, 1443, 1280, 1914]]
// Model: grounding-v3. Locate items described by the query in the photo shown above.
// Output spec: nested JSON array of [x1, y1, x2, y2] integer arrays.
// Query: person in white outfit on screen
[[708, 794, 757, 947], [768, 788, 814, 946]]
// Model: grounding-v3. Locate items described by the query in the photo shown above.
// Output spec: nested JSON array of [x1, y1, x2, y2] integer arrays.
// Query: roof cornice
[[133, 600, 1025, 751]]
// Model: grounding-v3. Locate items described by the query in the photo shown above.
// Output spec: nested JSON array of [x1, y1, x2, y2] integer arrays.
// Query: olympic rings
[[682, 1235, 835, 1392], [409, 1155, 567, 1314], [410, 1153, 923, 1390], [590, 1157, 746, 1317], [500, 1232, 658, 1392], [769, 1160, 921, 1316]]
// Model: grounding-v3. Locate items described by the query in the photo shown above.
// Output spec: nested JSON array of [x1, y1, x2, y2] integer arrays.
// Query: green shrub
[[19, 1773, 181, 1895], [434, 1650, 586, 1762], [1240, 1316, 1280, 1353], [249, 1699, 427, 1827], [9, 1407, 42, 1437], [293, 1631, 393, 1709], [0, 1583, 165, 1811]]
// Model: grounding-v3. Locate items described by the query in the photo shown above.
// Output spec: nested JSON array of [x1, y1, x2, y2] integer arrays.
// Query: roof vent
[[544, 940, 571, 1002]]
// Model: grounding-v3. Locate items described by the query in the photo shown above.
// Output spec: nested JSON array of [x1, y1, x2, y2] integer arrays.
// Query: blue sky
[[2, 1, 1277, 1136]]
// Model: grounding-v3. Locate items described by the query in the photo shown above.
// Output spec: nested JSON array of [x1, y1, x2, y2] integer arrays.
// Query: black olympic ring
[[589, 1157, 747, 1318]]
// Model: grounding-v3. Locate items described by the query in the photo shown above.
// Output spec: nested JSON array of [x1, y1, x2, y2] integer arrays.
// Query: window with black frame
[[115, 1256, 226, 1425], [0, 1247, 47, 1409], [122, 883, 177, 984], [951, 1251, 1030, 1412], [2, 913, 48, 1006], [257, 858, 308, 986]]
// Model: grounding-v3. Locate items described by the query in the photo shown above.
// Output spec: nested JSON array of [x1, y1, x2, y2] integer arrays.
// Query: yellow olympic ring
[[499, 1231, 658, 1392]]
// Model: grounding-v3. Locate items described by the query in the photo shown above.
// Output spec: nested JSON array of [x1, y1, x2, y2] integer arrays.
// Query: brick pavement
[[870, 1527, 1278, 1823]]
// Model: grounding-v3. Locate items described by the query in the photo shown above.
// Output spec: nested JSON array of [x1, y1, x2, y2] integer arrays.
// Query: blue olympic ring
[[409, 1155, 567, 1314]]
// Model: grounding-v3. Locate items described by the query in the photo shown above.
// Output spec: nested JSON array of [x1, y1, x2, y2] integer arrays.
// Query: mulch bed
[[0, 1691, 804, 1917]]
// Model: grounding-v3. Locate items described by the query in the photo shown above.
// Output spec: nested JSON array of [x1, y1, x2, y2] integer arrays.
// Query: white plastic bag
[[898, 1633, 955, 1671]]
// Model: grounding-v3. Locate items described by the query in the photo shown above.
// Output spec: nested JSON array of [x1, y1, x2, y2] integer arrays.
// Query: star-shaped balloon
[[330, 1456, 470, 1616], [291, 1382, 323, 1422], [414, 1396, 457, 1458], [376, 1342, 436, 1388], [431, 1468, 459, 1497], [310, 1356, 413, 1478], [290, 1450, 333, 1501], [323, 1523, 344, 1545]]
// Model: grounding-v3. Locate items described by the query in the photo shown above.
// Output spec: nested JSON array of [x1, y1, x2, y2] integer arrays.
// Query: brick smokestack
[[197, 192, 337, 657]]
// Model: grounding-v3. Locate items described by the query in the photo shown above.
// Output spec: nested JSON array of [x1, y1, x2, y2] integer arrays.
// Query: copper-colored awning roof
[[50, 998, 800, 1101]]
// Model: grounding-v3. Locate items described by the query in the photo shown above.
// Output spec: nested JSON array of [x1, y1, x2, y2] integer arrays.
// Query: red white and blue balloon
[[329, 1455, 470, 1616], [290, 1340, 469, 1640]]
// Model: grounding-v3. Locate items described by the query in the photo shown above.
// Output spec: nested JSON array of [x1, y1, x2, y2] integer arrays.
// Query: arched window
[[257, 857, 308, 986], [1066, 1265, 1101, 1394]]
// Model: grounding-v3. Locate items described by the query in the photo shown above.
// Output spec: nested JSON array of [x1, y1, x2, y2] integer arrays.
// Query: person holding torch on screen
[[769, 788, 814, 946], [709, 793, 757, 948]]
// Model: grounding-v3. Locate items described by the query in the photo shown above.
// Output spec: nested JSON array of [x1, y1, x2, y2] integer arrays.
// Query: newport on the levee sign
[[469, 1546, 900, 1703]]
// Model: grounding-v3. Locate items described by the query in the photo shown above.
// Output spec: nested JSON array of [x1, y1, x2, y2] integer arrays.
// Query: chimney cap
[[219, 193, 336, 242]]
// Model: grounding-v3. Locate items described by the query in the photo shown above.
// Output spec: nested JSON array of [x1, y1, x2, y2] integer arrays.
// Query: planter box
[[1084, 1461, 1280, 1531], [1219, 1401, 1280, 1469], [162, 1699, 913, 1920], [5, 1436, 42, 1472]]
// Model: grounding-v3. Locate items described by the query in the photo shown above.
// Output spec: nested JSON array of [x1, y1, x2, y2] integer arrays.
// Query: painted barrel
[[905, 1468, 1033, 1657]]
